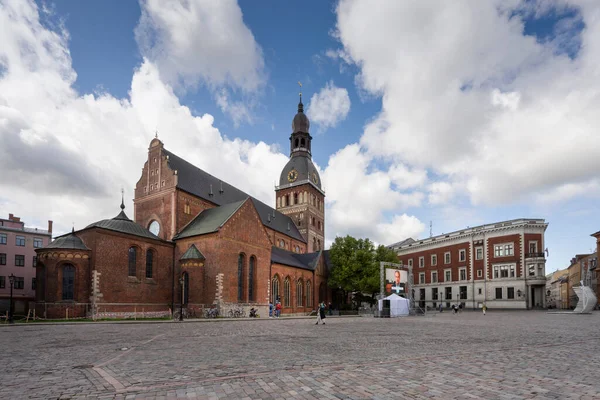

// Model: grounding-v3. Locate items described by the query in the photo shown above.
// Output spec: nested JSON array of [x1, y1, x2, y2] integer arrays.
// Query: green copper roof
[[173, 199, 246, 240], [180, 244, 206, 261]]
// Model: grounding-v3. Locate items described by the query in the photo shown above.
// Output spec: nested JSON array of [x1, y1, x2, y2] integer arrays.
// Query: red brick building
[[388, 219, 548, 310], [35, 98, 331, 319]]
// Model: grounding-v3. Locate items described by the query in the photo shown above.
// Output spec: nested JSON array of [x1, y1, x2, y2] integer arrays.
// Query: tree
[[328, 236, 399, 308]]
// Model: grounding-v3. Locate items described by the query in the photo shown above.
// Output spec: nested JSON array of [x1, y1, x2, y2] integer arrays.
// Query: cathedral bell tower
[[275, 94, 325, 252]]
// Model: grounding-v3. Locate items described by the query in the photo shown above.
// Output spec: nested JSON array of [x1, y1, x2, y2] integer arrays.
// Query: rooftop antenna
[[298, 81, 302, 104], [429, 221, 432, 238], [121, 188, 125, 210], [154, 129, 158, 139]]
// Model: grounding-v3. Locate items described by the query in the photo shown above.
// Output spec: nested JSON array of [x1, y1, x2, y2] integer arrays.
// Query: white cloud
[[214, 88, 253, 128], [323, 144, 424, 244], [0, 0, 285, 236], [306, 81, 351, 130], [135, 0, 265, 92], [388, 164, 427, 189], [334, 0, 600, 208], [427, 182, 456, 205]]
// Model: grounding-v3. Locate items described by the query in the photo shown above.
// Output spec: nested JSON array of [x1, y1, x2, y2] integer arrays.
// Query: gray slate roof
[[85, 209, 162, 241], [41, 232, 90, 251], [271, 246, 321, 271], [180, 244, 206, 261], [164, 149, 305, 242], [173, 200, 246, 240]]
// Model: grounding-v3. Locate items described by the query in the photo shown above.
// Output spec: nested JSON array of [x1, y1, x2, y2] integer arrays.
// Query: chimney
[[9, 213, 13, 220], [48, 220, 53, 234]]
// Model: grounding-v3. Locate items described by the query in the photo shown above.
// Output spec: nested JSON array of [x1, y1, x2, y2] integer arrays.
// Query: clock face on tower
[[311, 172, 319, 185], [287, 169, 298, 182]]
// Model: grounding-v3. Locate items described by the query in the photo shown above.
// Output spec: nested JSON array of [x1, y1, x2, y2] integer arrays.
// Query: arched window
[[306, 280, 312, 307], [145, 249, 154, 278], [271, 275, 280, 303], [128, 247, 137, 277], [62, 264, 75, 301], [284, 277, 291, 307], [296, 279, 303, 307], [248, 256, 256, 302], [318, 221, 321, 231], [277, 197, 281, 208], [285, 194, 290, 206], [295, 138, 299, 148], [294, 192, 298, 204], [237, 253, 245, 302], [301, 138, 306, 147], [313, 237, 317, 251]]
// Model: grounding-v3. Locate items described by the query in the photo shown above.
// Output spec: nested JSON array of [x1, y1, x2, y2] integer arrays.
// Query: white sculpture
[[572, 280, 597, 314]]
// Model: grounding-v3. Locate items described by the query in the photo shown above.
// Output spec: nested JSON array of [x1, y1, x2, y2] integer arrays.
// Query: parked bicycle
[[204, 307, 219, 318], [227, 306, 246, 318]]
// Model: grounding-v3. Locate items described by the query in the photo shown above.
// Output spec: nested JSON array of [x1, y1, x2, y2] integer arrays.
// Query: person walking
[[269, 302, 273, 318], [482, 304, 487, 316], [275, 300, 282, 318], [315, 302, 326, 325]]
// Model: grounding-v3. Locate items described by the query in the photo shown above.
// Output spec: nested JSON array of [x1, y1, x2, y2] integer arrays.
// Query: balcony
[[525, 252, 545, 259]]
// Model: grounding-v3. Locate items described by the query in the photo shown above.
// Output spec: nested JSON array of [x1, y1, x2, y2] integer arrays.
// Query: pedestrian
[[458, 303, 463, 313], [482, 304, 487, 316], [315, 302, 326, 325], [328, 302, 333, 316], [275, 301, 282, 318], [269, 302, 273, 318], [439, 303, 443, 313]]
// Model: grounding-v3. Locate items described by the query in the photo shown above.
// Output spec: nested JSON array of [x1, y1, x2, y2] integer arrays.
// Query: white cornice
[[394, 220, 547, 254]]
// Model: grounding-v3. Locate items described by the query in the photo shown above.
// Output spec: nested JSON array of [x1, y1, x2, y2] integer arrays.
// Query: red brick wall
[[524, 233, 543, 255], [175, 199, 273, 305], [398, 240, 471, 284], [265, 226, 307, 254], [271, 263, 316, 313], [487, 234, 521, 277], [134, 190, 176, 241], [177, 191, 215, 231]]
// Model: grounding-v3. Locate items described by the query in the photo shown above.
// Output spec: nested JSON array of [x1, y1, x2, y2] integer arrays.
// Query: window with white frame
[[475, 247, 483, 260], [459, 249, 466, 262], [477, 269, 482, 278], [445, 269, 451, 282], [494, 243, 514, 257], [431, 254, 437, 266], [419, 272, 425, 284], [493, 264, 515, 279], [444, 252, 451, 264], [419, 257, 424, 268], [408, 259, 413, 267], [431, 271, 438, 283], [459, 268, 467, 281], [529, 241, 538, 254]]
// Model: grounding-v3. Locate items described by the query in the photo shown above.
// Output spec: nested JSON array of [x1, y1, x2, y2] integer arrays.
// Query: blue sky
[[1, 1, 599, 273]]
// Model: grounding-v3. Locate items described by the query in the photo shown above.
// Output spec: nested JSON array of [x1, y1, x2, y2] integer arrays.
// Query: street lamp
[[8, 274, 15, 324], [179, 275, 185, 321], [517, 289, 522, 298]]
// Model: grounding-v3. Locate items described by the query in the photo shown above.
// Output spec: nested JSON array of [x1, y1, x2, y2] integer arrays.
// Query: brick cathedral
[[34, 98, 331, 318]]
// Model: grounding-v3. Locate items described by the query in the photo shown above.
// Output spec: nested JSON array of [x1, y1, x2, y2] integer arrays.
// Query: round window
[[149, 220, 160, 236]]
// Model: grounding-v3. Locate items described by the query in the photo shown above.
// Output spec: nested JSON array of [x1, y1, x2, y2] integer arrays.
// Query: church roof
[[180, 244, 206, 261], [271, 246, 321, 271], [41, 231, 90, 251], [163, 149, 305, 242], [173, 200, 246, 240], [84, 202, 162, 241], [278, 155, 322, 191]]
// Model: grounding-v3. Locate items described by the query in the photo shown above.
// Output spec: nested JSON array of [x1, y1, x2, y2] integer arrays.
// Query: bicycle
[[204, 308, 219, 318]]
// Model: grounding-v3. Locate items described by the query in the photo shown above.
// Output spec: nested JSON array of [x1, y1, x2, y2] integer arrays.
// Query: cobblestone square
[[1, 312, 600, 399]]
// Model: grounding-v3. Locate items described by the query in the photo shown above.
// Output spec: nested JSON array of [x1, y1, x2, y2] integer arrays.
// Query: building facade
[[389, 219, 548, 310], [0, 214, 52, 315], [35, 98, 331, 319]]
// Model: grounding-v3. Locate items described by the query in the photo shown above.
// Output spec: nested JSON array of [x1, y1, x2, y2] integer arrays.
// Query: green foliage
[[328, 236, 399, 301]]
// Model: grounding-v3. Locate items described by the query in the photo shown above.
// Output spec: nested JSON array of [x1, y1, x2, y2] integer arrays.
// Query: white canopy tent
[[378, 293, 410, 317]]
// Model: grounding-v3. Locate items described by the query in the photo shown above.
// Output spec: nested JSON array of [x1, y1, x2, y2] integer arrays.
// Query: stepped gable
[[163, 149, 305, 242]]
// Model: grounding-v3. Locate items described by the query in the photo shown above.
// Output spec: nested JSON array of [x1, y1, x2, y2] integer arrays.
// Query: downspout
[[171, 244, 175, 317]]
